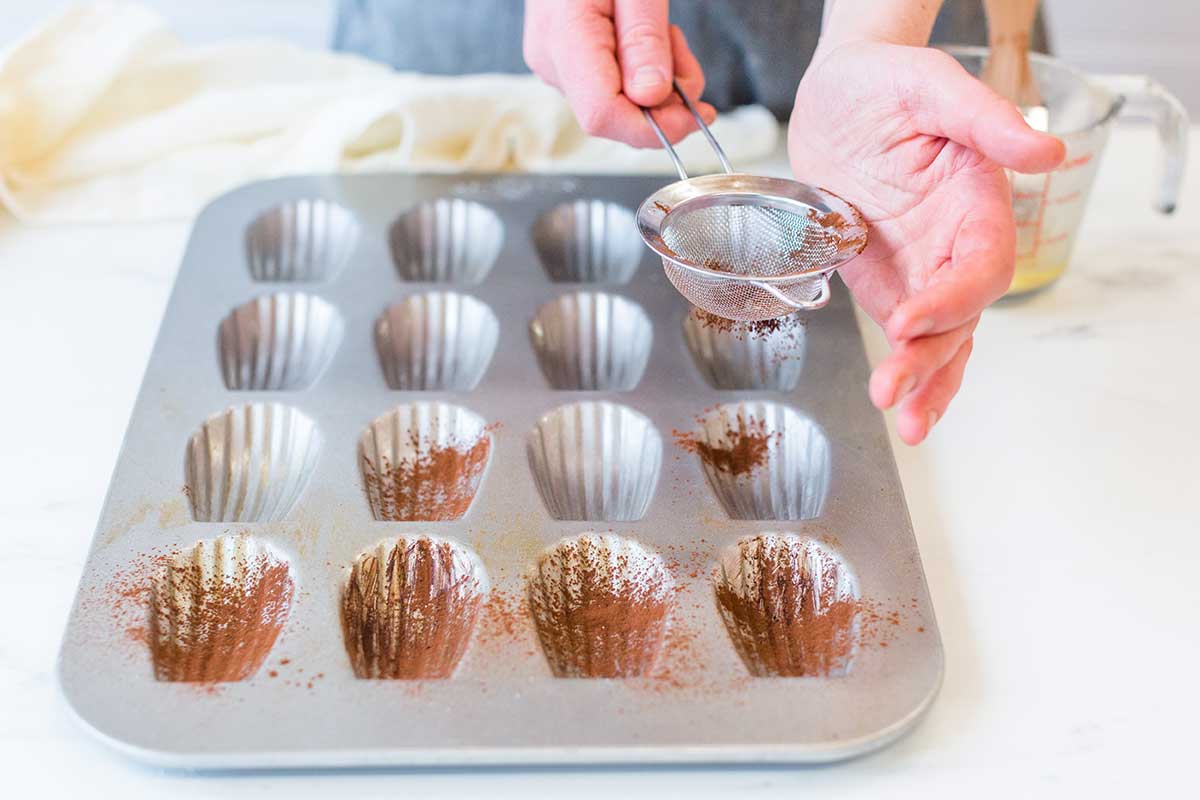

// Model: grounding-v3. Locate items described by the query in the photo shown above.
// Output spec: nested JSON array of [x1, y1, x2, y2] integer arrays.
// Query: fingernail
[[895, 374, 917, 404], [926, 409, 940, 434], [631, 66, 667, 89]]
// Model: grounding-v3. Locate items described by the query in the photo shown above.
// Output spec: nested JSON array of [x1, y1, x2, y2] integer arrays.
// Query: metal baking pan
[[58, 173, 943, 768]]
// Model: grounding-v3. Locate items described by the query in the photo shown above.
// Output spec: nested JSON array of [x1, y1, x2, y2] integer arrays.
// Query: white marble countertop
[[2, 124, 1197, 797]]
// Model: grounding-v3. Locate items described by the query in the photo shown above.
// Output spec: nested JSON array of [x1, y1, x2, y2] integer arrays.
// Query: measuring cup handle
[[1096, 75, 1190, 214]]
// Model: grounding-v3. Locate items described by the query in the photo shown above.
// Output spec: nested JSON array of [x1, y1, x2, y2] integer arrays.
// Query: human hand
[[523, 0, 715, 146], [788, 41, 1065, 444]]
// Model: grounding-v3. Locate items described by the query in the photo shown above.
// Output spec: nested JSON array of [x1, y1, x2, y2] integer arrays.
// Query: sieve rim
[[636, 174, 868, 283]]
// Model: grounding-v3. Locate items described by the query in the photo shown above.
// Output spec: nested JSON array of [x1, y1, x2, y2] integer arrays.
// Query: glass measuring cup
[[945, 46, 1189, 296]]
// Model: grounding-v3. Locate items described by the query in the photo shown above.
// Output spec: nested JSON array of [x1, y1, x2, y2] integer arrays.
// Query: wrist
[[818, 0, 942, 51]]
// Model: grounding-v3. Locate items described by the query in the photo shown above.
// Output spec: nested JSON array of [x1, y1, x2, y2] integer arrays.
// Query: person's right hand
[[523, 0, 715, 147]]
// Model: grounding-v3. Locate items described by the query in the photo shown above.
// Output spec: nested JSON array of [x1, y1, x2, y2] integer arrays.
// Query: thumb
[[907, 48, 1066, 173], [614, 0, 673, 106]]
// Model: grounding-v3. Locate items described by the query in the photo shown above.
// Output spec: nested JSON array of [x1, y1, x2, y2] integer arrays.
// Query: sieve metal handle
[[754, 274, 833, 311], [641, 80, 734, 181]]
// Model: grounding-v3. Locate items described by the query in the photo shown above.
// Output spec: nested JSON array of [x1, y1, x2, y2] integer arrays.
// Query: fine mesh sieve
[[636, 82, 868, 321]]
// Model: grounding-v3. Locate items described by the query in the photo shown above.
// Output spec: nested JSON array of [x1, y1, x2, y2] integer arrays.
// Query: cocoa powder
[[674, 413, 779, 477], [528, 537, 673, 678], [805, 204, 868, 253], [362, 432, 490, 521], [341, 538, 483, 679], [714, 538, 857, 677], [84, 548, 172, 653], [476, 589, 527, 648], [690, 308, 808, 342], [149, 544, 294, 683]]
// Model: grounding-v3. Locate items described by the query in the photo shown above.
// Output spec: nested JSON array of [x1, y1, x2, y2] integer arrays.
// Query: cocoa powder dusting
[[476, 589, 526, 647], [473, 588, 539, 662], [149, 543, 294, 683], [715, 537, 857, 677], [805, 204, 868, 253], [528, 537, 673, 678], [674, 413, 779, 477], [82, 548, 172, 653], [362, 432, 490, 521], [696, 307, 806, 340], [341, 538, 483, 679]]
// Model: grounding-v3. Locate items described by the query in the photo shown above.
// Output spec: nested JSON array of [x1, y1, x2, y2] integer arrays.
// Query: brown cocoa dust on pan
[[528, 538, 673, 678], [362, 432, 490, 521], [690, 308, 808, 343], [674, 413, 780, 477], [149, 545, 294, 683], [714, 539, 858, 677], [82, 548, 173, 652], [475, 588, 537, 659], [647, 604, 702, 691], [341, 538, 484, 679]]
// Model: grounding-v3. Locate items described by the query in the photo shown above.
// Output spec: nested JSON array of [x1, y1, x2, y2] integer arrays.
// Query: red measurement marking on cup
[[1015, 152, 1094, 260], [1059, 154, 1093, 172], [1030, 173, 1052, 257]]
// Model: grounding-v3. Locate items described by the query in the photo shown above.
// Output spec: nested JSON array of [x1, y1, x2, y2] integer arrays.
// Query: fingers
[[870, 317, 978, 410], [895, 337, 973, 445], [669, 25, 706, 104], [641, 97, 717, 145], [614, 0, 673, 106], [905, 49, 1066, 174], [887, 198, 1015, 341], [523, 1, 714, 147], [641, 27, 714, 144]]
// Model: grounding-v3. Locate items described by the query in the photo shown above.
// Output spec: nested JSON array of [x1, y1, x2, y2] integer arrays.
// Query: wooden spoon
[[982, 0, 1048, 130]]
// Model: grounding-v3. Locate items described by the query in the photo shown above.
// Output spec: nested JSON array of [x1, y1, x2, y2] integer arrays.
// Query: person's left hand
[[789, 41, 1065, 444]]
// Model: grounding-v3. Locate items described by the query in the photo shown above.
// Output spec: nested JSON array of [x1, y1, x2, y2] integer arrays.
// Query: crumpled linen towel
[[0, 2, 779, 223]]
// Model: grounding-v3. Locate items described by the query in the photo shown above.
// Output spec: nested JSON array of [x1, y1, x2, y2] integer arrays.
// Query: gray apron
[[334, 0, 1049, 119]]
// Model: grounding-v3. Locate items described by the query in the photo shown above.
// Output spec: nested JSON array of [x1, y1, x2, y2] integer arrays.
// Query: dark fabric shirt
[[334, 0, 1049, 119]]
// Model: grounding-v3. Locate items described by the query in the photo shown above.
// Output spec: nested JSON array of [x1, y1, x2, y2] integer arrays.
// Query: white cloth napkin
[[0, 2, 779, 223]]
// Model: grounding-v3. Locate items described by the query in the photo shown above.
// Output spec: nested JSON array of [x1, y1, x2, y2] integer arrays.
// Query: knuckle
[[577, 106, 610, 136], [921, 47, 959, 74], [618, 21, 669, 56]]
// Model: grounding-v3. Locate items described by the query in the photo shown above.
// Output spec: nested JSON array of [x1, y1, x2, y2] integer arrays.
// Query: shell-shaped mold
[[341, 536, 488, 679], [245, 198, 359, 282], [532, 199, 643, 284], [688, 402, 830, 520], [218, 292, 343, 391], [375, 292, 499, 390], [149, 535, 295, 682], [526, 401, 661, 521], [389, 199, 504, 284], [529, 292, 652, 391], [682, 309, 808, 391], [359, 402, 492, 521], [714, 534, 860, 677], [185, 403, 321, 522], [527, 533, 673, 678]]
